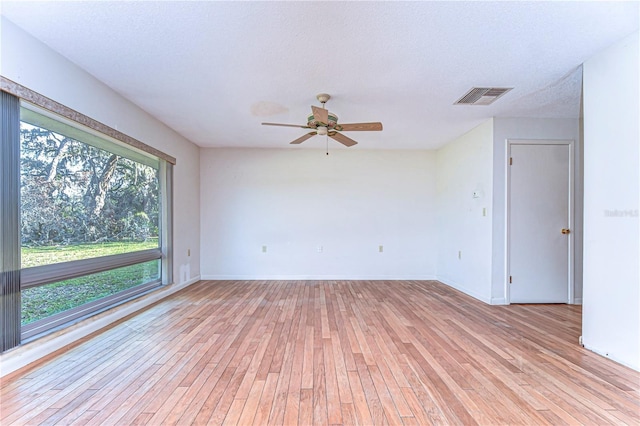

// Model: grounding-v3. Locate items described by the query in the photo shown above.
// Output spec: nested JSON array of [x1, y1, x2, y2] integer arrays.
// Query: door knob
[[561, 228, 570, 234]]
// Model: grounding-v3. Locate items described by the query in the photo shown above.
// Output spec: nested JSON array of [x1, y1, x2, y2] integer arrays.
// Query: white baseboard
[[491, 297, 508, 305], [582, 342, 640, 372], [573, 297, 583, 305], [200, 274, 437, 281], [435, 277, 492, 305], [0, 276, 201, 378]]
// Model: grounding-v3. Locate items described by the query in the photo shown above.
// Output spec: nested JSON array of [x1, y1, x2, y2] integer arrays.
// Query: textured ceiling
[[1, 1, 638, 150]]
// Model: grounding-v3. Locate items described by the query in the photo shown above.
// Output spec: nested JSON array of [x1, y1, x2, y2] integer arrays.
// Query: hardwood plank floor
[[1, 280, 639, 425]]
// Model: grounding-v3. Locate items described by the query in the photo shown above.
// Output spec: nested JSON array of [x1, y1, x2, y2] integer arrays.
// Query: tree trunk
[[92, 154, 119, 216], [47, 138, 69, 182]]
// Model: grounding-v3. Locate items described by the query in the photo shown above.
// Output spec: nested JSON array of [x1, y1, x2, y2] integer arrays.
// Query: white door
[[508, 142, 571, 303]]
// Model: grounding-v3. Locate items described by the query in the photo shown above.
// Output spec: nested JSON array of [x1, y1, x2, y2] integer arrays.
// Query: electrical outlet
[[317, 246, 323, 253], [262, 245, 267, 253]]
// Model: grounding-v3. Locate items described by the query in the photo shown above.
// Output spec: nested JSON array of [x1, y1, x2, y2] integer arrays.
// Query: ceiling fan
[[262, 93, 383, 147]]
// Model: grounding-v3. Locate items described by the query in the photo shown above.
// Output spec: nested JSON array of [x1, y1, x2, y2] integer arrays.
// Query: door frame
[[506, 139, 575, 304]]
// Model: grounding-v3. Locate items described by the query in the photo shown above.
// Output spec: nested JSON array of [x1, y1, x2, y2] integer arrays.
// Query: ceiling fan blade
[[311, 105, 328, 124], [262, 122, 311, 129], [338, 122, 383, 131], [329, 132, 358, 147], [290, 132, 316, 145]]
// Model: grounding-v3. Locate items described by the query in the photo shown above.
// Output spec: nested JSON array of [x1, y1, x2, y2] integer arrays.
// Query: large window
[[1, 83, 174, 349], [20, 109, 160, 267]]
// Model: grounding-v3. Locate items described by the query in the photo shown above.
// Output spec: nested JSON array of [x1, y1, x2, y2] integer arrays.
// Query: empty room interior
[[1, 1, 639, 425]]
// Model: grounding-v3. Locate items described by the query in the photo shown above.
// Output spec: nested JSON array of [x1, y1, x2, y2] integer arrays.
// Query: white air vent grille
[[455, 87, 512, 105]]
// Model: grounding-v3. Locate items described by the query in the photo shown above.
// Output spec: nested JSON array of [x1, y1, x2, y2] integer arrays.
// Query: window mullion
[[160, 161, 173, 285], [21, 249, 162, 290]]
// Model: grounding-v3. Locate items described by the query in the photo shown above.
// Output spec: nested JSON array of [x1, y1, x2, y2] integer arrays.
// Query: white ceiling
[[2, 1, 638, 150]]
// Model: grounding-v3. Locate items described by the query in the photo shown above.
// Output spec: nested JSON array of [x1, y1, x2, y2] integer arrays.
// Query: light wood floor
[[1, 280, 639, 425]]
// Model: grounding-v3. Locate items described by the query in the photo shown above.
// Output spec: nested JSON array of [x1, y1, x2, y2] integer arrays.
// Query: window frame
[[1, 77, 175, 348]]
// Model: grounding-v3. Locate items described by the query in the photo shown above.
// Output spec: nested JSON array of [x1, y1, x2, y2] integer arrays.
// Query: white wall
[[200, 148, 436, 279], [436, 119, 494, 303], [491, 117, 581, 303], [582, 31, 639, 371], [1, 18, 201, 284]]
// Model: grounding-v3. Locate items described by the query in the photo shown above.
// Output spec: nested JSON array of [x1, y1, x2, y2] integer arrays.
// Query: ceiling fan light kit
[[262, 93, 383, 148]]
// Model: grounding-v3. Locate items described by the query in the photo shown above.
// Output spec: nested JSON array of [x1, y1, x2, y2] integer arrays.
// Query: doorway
[[507, 140, 574, 303]]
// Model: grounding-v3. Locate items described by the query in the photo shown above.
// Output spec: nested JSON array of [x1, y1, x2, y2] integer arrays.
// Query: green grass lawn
[[21, 239, 159, 268], [21, 240, 160, 325]]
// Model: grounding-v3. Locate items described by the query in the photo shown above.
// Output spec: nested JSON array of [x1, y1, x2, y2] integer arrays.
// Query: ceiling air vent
[[455, 87, 513, 105]]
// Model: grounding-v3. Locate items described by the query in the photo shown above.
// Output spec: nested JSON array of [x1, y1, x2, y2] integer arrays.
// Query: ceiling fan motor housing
[[307, 112, 338, 129]]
